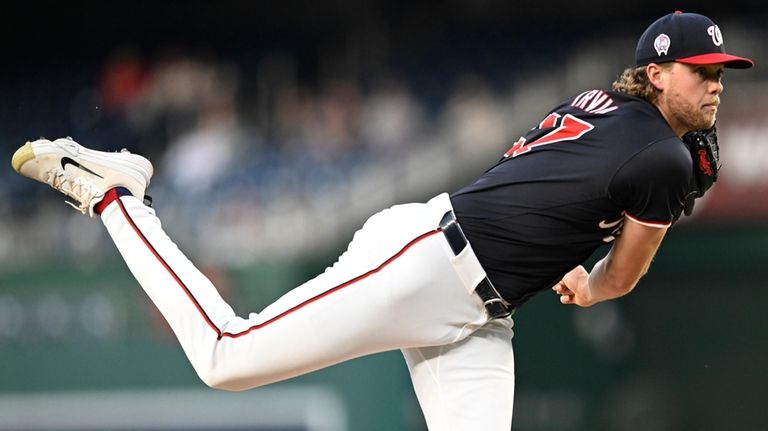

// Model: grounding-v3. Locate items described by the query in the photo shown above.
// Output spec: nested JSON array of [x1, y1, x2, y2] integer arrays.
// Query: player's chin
[[694, 113, 717, 130], [701, 109, 718, 128]]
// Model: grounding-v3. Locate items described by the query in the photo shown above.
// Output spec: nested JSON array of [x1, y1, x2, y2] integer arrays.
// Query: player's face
[[657, 63, 724, 134]]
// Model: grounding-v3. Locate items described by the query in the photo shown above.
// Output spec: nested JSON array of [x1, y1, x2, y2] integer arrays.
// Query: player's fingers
[[552, 283, 573, 296], [559, 294, 574, 305]]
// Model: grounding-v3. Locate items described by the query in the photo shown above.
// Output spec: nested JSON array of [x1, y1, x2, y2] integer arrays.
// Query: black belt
[[439, 211, 514, 319]]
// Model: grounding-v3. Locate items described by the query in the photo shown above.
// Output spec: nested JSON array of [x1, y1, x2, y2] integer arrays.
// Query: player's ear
[[646, 63, 666, 91]]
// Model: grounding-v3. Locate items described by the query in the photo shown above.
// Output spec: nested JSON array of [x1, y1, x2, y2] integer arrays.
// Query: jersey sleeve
[[609, 139, 694, 227]]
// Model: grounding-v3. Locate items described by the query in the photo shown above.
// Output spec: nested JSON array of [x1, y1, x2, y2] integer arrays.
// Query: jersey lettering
[[571, 90, 618, 114], [504, 113, 594, 158]]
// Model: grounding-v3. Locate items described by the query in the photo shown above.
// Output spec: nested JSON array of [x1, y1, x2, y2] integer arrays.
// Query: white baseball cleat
[[11, 137, 154, 216]]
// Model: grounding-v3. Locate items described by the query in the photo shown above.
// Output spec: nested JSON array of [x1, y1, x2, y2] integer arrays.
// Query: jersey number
[[504, 113, 594, 158]]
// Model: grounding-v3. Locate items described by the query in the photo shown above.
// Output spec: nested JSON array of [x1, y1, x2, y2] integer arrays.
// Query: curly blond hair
[[611, 64, 671, 104]]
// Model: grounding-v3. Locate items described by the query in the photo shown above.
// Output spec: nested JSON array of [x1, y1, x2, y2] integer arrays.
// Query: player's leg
[[99, 191, 490, 390], [12, 137, 493, 394], [402, 317, 515, 431]]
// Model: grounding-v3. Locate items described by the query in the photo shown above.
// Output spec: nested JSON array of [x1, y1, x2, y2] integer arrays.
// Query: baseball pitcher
[[11, 11, 752, 430]]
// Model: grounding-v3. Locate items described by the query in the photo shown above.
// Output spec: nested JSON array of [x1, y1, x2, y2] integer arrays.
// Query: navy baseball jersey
[[450, 90, 697, 307]]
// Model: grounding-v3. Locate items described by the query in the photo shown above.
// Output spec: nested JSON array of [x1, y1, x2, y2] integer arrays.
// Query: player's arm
[[553, 216, 667, 307]]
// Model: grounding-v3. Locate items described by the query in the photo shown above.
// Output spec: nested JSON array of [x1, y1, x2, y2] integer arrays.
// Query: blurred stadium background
[[1, 1, 766, 430]]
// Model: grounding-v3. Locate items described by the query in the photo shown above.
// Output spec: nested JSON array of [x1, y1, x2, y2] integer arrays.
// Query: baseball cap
[[635, 11, 754, 69]]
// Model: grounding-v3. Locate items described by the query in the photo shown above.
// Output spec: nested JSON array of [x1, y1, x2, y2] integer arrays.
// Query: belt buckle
[[477, 281, 514, 319], [483, 298, 513, 319]]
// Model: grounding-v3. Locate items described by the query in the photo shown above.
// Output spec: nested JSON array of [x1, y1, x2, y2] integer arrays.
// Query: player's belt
[[439, 211, 514, 319]]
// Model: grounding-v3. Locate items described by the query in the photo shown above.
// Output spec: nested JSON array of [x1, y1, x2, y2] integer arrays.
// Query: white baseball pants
[[100, 192, 515, 430]]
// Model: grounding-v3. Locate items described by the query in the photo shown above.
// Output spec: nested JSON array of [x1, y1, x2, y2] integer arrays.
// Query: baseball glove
[[682, 125, 720, 216]]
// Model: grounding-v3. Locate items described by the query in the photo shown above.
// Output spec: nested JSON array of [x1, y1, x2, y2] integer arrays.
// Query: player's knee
[[205, 379, 249, 392], [188, 345, 271, 391], [199, 373, 248, 391], [197, 366, 263, 392]]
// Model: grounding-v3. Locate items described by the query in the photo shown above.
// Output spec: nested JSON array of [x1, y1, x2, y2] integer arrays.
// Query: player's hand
[[552, 265, 594, 307]]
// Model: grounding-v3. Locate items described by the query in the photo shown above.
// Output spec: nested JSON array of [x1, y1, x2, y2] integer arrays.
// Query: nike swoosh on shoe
[[61, 157, 105, 179]]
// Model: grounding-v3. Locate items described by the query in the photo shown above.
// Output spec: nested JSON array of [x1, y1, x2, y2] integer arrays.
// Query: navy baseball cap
[[635, 11, 754, 69]]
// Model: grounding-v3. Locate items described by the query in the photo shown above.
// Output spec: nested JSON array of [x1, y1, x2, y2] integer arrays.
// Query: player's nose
[[710, 79, 724, 95]]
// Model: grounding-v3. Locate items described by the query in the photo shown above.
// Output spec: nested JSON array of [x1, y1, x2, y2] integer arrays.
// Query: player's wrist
[[586, 259, 619, 305]]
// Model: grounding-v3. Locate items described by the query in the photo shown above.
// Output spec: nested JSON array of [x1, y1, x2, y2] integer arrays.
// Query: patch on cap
[[654, 33, 671, 56]]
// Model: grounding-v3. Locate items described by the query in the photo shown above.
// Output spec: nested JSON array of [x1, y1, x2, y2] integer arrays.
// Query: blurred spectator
[[439, 74, 507, 154], [303, 79, 362, 163], [161, 89, 244, 196], [100, 47, 148, 115], [125, 53, 242, 160], [359, 78, 427, 157]]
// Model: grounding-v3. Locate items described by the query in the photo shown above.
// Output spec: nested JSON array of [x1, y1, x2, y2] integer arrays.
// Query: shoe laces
[[45, 168, 103, 214]]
